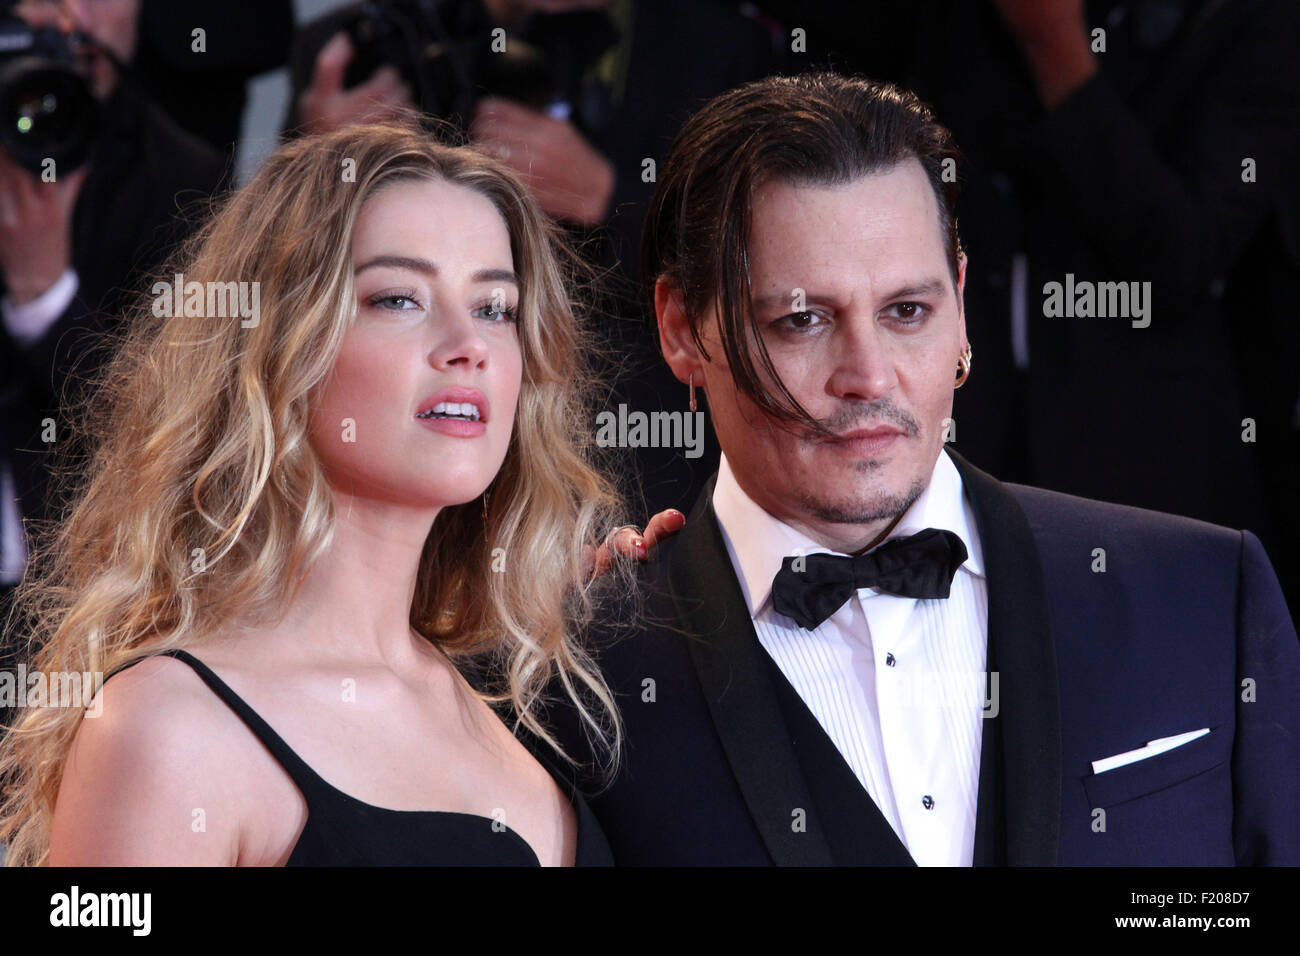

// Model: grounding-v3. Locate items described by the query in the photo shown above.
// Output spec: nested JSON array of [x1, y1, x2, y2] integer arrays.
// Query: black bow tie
[[770, 528, 968, 630]]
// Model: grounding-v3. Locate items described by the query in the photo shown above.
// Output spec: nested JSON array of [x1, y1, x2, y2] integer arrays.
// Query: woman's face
[[309, 177, 524, 511]]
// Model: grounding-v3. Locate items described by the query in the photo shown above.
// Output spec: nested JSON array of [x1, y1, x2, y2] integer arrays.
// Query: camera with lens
[[0, 0, 100, 175], [340, 0, 559, 127]]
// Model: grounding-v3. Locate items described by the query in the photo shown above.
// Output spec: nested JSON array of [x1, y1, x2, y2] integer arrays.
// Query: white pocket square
[[1091, 728, 1211, 774]]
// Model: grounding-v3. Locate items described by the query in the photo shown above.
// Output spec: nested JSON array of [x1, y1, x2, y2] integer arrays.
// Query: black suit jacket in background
[[134, 0, 295, 155], [909, 0, 1300, 614]]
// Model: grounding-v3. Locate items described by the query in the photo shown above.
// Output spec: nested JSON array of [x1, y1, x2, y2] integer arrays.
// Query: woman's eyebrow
[[354, 255, 518, 286], [355, 254, 435, 276]]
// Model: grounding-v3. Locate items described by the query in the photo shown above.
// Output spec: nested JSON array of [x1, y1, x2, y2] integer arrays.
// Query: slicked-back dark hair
[[641, 72, 964, 435]]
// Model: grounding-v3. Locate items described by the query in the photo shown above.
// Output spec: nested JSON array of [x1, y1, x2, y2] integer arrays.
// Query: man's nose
[[826, 316, 897, 401]]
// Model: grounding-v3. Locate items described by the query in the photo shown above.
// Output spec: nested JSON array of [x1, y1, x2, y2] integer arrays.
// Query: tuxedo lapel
[[945, 448, 1061, 865], [666, 477, 836, 865]]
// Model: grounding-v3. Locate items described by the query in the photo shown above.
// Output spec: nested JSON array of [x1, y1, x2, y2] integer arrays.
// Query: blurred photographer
[[288, 0, 622, 230], [0, 0, 226, 654]]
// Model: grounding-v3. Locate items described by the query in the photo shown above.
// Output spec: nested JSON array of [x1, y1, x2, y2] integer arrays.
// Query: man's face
[[679, 160, 967, 552]]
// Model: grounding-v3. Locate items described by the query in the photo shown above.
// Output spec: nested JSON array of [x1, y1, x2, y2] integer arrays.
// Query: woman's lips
[[415, 416, 487, 438]]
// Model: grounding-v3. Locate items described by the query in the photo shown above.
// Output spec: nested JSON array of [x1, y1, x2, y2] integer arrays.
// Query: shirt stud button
[[885, 652, 897, 667], [922, 795, 935, 810]]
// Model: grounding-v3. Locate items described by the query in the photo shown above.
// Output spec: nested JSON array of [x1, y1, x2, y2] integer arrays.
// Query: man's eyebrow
[[354, 255, 518, 285], [884, 278, 949, 300], [750, 278, 950, 311]]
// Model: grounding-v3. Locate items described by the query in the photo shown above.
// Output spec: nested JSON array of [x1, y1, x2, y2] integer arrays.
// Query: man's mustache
[[807, 401, 921, 439]]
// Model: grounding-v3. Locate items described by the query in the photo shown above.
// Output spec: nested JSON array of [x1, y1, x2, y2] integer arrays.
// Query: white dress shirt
[[0, 462, 23, 585], [711, 448, 989, 866], [1, 267, 79, 347]]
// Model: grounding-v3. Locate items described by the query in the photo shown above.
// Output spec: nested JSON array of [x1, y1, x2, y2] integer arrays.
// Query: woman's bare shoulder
[[49, 653, 251, 865]]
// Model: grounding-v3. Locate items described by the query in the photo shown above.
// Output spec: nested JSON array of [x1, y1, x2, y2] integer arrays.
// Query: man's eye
[[887, 302, 929, 323], [473, 303, 519, 323], [775, 310, 825, 331]]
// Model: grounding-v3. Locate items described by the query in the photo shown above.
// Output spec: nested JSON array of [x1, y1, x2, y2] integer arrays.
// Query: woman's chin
[[321, 472, 497, 512], [424, 480, 498, 510]]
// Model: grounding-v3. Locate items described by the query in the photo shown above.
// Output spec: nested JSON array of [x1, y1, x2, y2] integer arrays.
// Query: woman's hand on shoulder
[[586, 509, 686, 581], [48, 655, 243, 866]]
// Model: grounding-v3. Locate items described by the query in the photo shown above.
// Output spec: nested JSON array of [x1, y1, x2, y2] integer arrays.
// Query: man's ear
[[655, 276, 705, 386]]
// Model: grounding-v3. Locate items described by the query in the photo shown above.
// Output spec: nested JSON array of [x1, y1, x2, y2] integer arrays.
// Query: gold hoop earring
[[954, 343, 973, 389], [688, 372, 698, 412]]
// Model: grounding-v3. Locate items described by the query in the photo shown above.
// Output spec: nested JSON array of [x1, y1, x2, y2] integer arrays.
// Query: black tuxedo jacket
[[548, 448, 1300, 865]]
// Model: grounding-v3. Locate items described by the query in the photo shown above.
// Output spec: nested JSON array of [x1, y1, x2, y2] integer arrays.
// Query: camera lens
[[0, 60, 99, 174]]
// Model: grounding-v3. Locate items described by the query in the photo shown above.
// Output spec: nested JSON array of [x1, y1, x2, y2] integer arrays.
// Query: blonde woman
[[0, 121, 678, 866]]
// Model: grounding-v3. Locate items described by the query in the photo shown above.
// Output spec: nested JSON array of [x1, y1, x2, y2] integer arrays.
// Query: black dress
[[104, 649, 613, 866]]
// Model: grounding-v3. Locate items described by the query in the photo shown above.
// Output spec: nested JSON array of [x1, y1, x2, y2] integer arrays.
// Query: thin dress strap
[[107, 647, 328, 806]]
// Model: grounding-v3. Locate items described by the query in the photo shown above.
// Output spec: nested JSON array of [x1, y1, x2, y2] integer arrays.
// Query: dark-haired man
[[548, 73, 1300, 865]]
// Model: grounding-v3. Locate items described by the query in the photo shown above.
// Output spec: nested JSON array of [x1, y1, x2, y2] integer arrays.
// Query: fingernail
[[633, 539, 646, 556]]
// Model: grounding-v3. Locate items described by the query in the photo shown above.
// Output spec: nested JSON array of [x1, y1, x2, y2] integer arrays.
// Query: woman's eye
[[473, 302, 519, 323], [369, 293, 420, 310]]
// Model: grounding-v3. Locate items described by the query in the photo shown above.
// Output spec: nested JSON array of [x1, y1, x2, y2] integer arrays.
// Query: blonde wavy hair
[[0, 121, 632, 866]]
